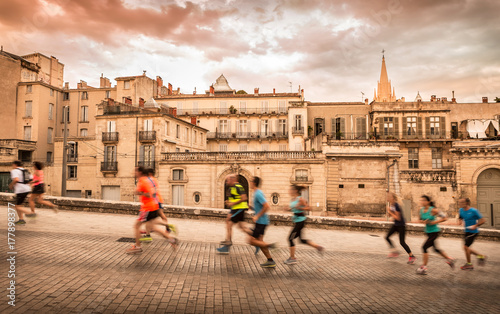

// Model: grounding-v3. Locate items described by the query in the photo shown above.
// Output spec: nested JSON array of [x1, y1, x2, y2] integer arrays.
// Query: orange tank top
[[33, 170, 44, 186]]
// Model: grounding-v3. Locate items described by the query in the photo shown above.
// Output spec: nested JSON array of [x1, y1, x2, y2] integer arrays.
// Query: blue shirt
[[291, 197, 307, 223], [390, 202, 405, 226], [253, 189, 269, 225], [459, 207, 482, 234]]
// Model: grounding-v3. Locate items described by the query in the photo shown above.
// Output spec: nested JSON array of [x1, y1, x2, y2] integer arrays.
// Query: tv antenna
[[289, 82, 292, 93], [361, 92, 365, 102]]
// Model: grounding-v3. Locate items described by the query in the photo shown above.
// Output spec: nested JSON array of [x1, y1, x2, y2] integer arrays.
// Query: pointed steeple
[[374, 54, 397, 103], [380, 56, 389, 86]]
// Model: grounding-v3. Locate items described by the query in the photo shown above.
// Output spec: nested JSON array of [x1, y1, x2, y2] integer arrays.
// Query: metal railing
[[295, 176, 309, 182], [162, 151, 318, 161], [176, 107, 288, 116], [139, 131, 156, 142], [137, 160, 155, 169], [100, 161, 118, 172], [67, 154, 78, 162], [292, 127, 304, 135], [207, 132, 288, 139], [102, 132, 119, 142]]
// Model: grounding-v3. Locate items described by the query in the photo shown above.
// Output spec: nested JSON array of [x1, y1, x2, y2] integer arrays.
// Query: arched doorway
[[224, 175, 249, 209], [477, 168, 500, 229]]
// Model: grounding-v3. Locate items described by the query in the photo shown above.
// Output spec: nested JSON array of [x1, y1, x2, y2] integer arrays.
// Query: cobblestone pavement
[[1, 207, 499, 313]]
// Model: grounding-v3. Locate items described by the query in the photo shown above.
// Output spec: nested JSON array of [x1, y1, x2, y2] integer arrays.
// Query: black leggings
[[288, 221, 309, 247], [422, 232, 442, 254], [385, 225, 412, 254]]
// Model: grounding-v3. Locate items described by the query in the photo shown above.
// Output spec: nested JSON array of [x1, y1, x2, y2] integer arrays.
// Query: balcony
[[139, 131, 156, 142], [292, 127, 304, 135], [101, 161, 118, 173], [67, 154, 78, 163], [207, 132, 288, 140], [162, 151, 318, 162], [295, 176, 308, 182], [102, 132, 119, 143], [176, 107, 288, 116], [137, 160, 155, 169], [400, 170, 456, 183]]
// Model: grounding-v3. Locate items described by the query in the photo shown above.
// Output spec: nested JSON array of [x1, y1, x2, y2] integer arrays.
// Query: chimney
[[143, 70, 146, 76], [64, 82, 69, 90], [191, 117, 197, 125], [193, 87, 197, 95], [168, 83, 173, 96], [210, 85, 214, 96], [273, 88, 276, 96], [156, 76, 163, 89], [452, 91, 456, 103], [301, 89, 304, 99], [442, 97, 447, 102], [430, 95, 436, 102], [107, 98, 115, 106], [254, 88, 259, 95], [482, 97, 488, 103], [177, 87, 180, 95], [139, 97, 145, 108], [100, 76, 111, 88], [364, 98, 368, 105], [172, 108, 177, 117], [125, 97, 132, 105]]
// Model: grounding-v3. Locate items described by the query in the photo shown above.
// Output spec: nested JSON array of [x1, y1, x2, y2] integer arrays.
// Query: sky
[[0, 0, 499, 103]]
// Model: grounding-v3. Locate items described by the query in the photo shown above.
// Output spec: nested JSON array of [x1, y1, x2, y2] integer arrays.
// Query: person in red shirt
[[126, 167, 178, 254]]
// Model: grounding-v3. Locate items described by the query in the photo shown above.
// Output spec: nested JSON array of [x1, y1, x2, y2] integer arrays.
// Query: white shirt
[[10, 168, 31, 194]]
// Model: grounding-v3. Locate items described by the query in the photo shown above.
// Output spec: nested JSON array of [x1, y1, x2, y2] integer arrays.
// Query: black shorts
[[230, 209, 246, 223], [464, 232, 478, 247], [16, 192, 29, 205], [32, 184, 45, 195], [138, 210, 160, 222], [252, 223, 267, 239]]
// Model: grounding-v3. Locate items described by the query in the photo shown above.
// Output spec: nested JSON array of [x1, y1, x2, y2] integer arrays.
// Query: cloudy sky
[[1, 0, 499, 102]]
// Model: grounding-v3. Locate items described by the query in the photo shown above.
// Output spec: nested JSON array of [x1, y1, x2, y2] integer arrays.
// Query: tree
[[495, 97, 500, 103], [236, 90, 247, 94]]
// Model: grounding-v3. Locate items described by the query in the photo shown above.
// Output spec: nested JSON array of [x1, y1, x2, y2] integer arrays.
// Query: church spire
[[374, 53, 396, 102]]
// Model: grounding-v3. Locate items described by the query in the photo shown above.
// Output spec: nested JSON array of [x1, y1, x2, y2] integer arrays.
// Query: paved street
[[1, 207, 499, 313]]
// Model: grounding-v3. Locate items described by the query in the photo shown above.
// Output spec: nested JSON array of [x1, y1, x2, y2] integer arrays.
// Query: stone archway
[[224, 175, 249, 209], [476, 168, 500, 229], [217, 165, 252, 209]]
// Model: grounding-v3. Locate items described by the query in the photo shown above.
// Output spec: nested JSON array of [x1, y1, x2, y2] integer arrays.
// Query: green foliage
[[236, 90, 247, 94]]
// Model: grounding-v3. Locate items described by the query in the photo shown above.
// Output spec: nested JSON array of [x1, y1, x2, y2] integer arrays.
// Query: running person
[[28, 161, 58, 216], [126, 167, 178, 254], [247, 177, 277, 268], [284, 185, 324, 265], [217, 174, 251, 254], [8, 161, 33, 225], [416, 195, 455, 275], [458, 198, 487, 270], [385, 192, 416, 264]]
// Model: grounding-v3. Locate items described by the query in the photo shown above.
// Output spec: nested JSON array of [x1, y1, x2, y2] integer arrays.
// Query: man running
[[385, 192, 416, 264], [126, 167, 178, 254], [217, 174, 251, 254], [248, 177, 277, 268], [458, 198, 487, 270], [8, 161, 32, 225]]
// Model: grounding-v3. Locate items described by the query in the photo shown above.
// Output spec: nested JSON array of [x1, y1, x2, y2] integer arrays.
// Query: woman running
[[284, 185, 324, 265], [385, 192, 416, 264], [27, 161, 57, 217], [416, 195, 455, 275]]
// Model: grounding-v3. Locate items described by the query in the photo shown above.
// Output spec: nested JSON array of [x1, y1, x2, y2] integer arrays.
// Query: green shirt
[[420, 206, 441, 233]]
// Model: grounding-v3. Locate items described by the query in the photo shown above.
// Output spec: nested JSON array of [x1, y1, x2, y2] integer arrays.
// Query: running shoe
[[416, 266, 427, 275], [126, 245, 143, 254], [14, 220, 26, 225], [216, 245, 230, 255], [26, 213, 37, 218], [477, 255, 487, 266], [167, 224, 178, 235], [460, 263, 474, 270], [407, 256, 417, 265], [220, 240, 233, 246], [260, 260, 277, 268], [169, 238, 179, 246], [254, 246, 261, 255], [387, 251, 399, 258], [284, 257, 297, 265], [446, 258, 456, 270], [140, 235, 153, 243], [268, 243, 279, 251]]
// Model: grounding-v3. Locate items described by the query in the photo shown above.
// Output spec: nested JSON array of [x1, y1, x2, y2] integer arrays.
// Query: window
[[176, 125, 180, 139], [295, 169, 308, 181], [239, 144, 247, 151], [107, 120, 116, 132], [26, 85, 32, 93], [140, 145, 155, 167], [185, 127, 189, 142], [240, 101, 246, 113], [81, 106, 88, 122], [124, 80, 130, 89], [68, 166, 78, 179], [406, 117, 417, 136], [63, 92, 69, 100], [261, 101, 269, 113], [295, 115, 302, 130], [339, 184, 344, 188], [432, 148, 443, 169], [271, 193, 279, 205], [81, 91, 88, 100], [383, 117, 394, 136], [25, 101, 32, 117], [143, 119, 153, 131], [172, 185, 184, 206], [356, 117, 367, 139], [278, 119, 287, 135], [220, 101, 228, 114], [278, 100, 286, 113], [50, 89, 54, 96], [46, 152, 53, 163], [219, 120, 228, 134], [177, 102, 183, 115], [68, 142, 78, 161], [194, 131, 197, 143], [62, 107, 70, 123], [193, 102, 198, 115], [104, 146, 117, 163], [430, 117, 440, 135], [238, 120, 248, 136], [105, 90, 111, 99], [175, 148, 180, 152], [408, 148, 419, 169], [219, 144, 228, 152], [24, 126, 31, 140], [80, 129, 88, 137], [261, 120, 270, 136], [440, 187, 447, 192], [47, 128, 53, 144], [193, 192, 201, 204], [48, 103, 54, 120], [165, 121, 170, 136], [173, 169, 184, 181], [279, 144, 287, 151], [358, 184, 365, 189]]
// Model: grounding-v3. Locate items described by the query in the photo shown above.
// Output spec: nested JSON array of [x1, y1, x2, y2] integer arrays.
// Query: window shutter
[[394, 117, 399, 138], [228, 120, 232, 134], [425, 117, 431, 138], [236, 120, 240, 134], [258, 121, 261, 135], [340, 117, 345, 136], [441, 116, 446, 138], [104, 146, 108, 162], [275, 120, 279, 135], [402, 117, 407, 138], [378, 117, 383, 138], [417, 117, 422, 138], [139, 145, 145, 162], [331, 118, 336, 134], [361, 117, 367, 137], [151, 145, 155, 163], [247, 120, 252, 133]]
